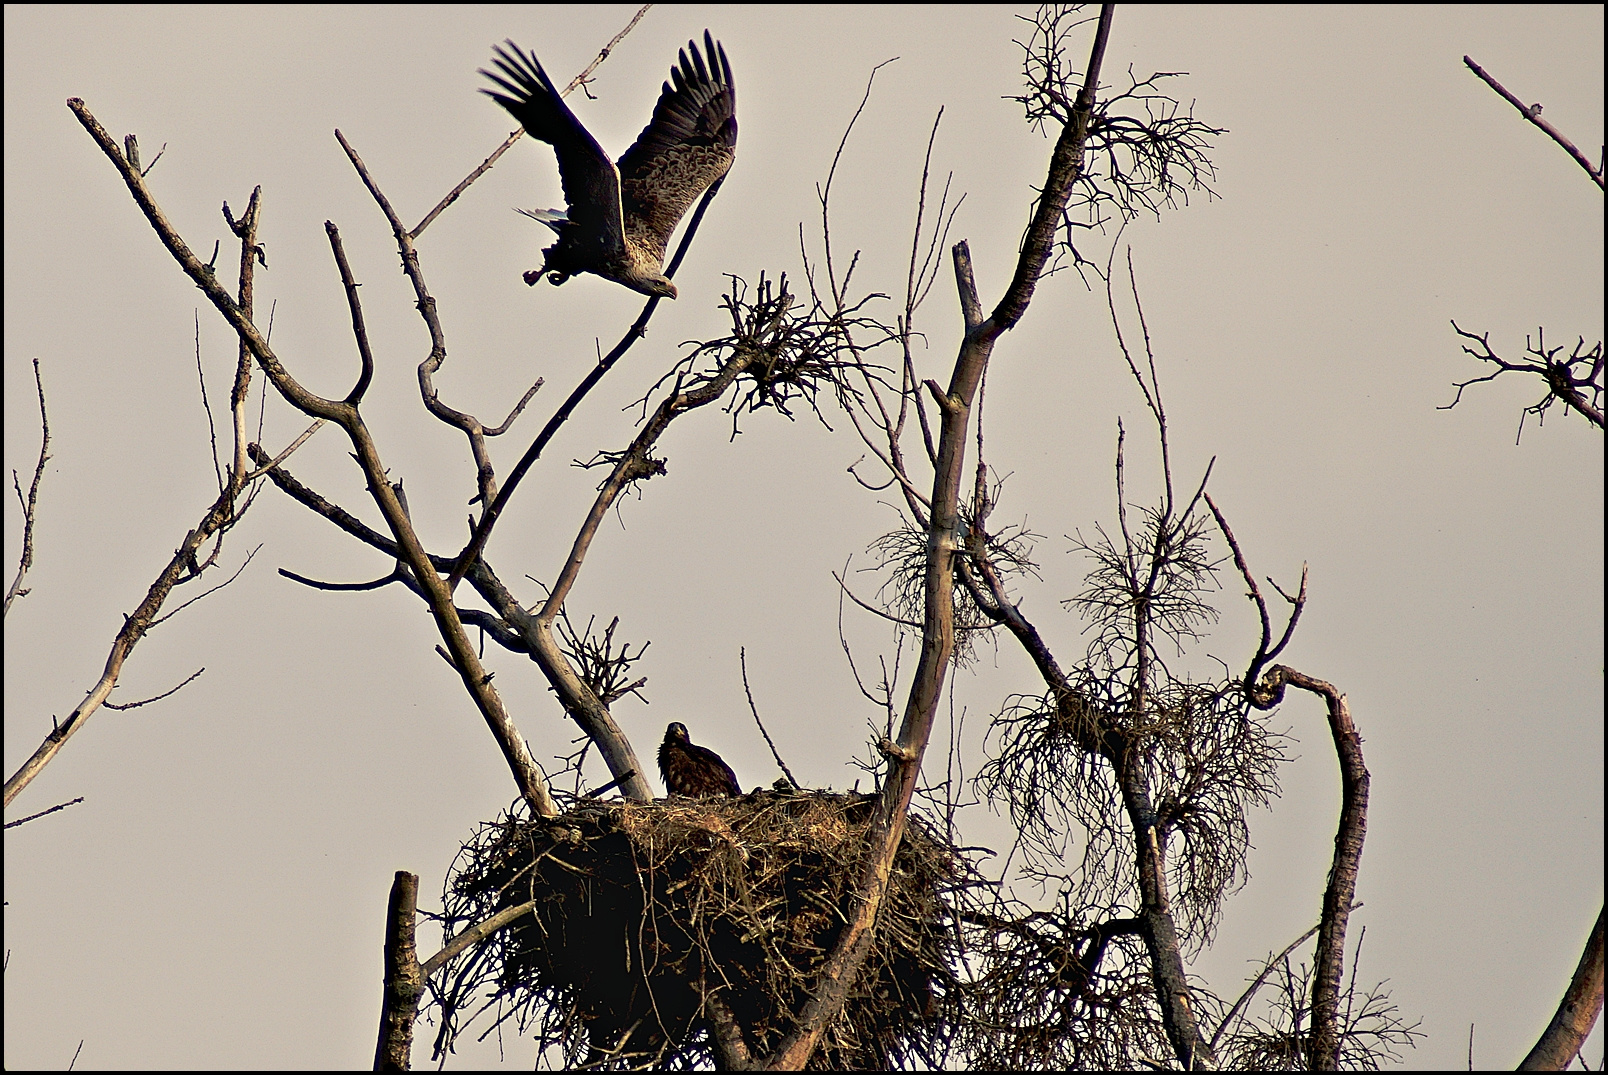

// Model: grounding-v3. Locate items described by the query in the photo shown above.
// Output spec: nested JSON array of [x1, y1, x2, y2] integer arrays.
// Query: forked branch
[[5, 357, 50, 618], [1246, 665, 1369, 1072], [64, 97, 557, 819], [761, 7, 1118, 1068], [5, 114, 274, 809], [1210, 492, 1365, 1069]]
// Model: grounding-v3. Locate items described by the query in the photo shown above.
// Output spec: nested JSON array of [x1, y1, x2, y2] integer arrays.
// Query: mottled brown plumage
[[658, 722, 741, 798], [481, 31, 737, 299]]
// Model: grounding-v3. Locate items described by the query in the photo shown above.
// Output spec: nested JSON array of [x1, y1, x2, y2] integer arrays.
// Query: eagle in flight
[[658, 722, 741, 798], [481, 32, 737, 299]]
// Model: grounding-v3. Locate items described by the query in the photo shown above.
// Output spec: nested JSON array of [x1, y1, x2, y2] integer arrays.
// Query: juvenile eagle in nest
[[481, 32, 737, 300], [658, 722, 741, 798]]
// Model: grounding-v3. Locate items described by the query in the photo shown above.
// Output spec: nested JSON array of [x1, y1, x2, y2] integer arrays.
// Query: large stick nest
[[430, 788, 966, 1069]]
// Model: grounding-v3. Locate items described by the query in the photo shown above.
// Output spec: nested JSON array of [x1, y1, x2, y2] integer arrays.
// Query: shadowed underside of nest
[[433, 789, 964, 1069]]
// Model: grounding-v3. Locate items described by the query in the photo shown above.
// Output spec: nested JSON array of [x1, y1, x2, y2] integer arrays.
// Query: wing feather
[[480, 41, 625, 261], [616, 31, 738, 264]]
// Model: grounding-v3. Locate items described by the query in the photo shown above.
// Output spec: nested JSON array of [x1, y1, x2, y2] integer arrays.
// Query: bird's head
[[639, 274, 678, 300], [665, 722, 690, 743]]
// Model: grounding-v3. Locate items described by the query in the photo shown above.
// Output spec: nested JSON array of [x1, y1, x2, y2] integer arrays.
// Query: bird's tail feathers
[[516, 206, 569, 235]]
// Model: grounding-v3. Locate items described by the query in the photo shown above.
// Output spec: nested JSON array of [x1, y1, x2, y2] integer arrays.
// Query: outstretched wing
[[481, 41, 625, 263], [616, 31, 737, 265]]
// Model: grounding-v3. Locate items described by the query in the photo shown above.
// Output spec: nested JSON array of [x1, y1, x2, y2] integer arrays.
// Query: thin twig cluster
[[955, 891, 1173, 1069], [1444, 322, 1604, 440], [1011, 5, 1224, 280], [641, 272, 890, 440], [1214, 931, 1424, 1071]]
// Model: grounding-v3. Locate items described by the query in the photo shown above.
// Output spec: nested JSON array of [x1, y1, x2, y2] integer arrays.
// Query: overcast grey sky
[[5, 5, 1602, 1070]]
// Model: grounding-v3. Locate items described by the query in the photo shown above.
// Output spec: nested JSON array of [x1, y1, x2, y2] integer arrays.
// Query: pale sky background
[[4, 4, 1602, 1070]]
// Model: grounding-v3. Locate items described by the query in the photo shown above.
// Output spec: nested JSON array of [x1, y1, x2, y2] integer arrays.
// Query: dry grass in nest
[[428, 788, 966, 1069]]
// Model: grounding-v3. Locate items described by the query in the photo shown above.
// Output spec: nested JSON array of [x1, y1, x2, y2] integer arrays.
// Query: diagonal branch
[[1463, 56, 1606, 190], [510, 324, 769, 803], [989, 3, 1114, 334], [409, 2, 653, 238], [1209, 902, 1362, 1052], [65, 97, 557, 819], [448, 175, 730, 588], [740, 647, 801, 789], [1519, 905, 1606, 1070], [7, 108, 283, 809], [3, 796, 86, 829]]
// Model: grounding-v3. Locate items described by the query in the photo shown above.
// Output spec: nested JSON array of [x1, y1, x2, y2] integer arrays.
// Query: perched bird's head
[[658, 720, 741, 798]]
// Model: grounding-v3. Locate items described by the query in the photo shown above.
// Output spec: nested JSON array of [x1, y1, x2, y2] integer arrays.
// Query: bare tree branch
[[1243, 665, 1369, 1072], [4, 796, 86, 829], [1209, 902, 1363, 1052], [763, 8, 1120, 1068], [1443, 322, 1604, 438], [447, 174, 730, 589], [5, 116, 276, 809], [739, 647, 800, 788], [242, 420, 327, 482], [1464, 55, 1606, 190], [5, 357, 50, 618], [62, 97, 557, 819], [1519, 905, 1605, 1070], [409, 3, 653, 238], [103, 667, 206, 710], [1206, 492, 1307, 692], [149, 544, 261, 627]]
